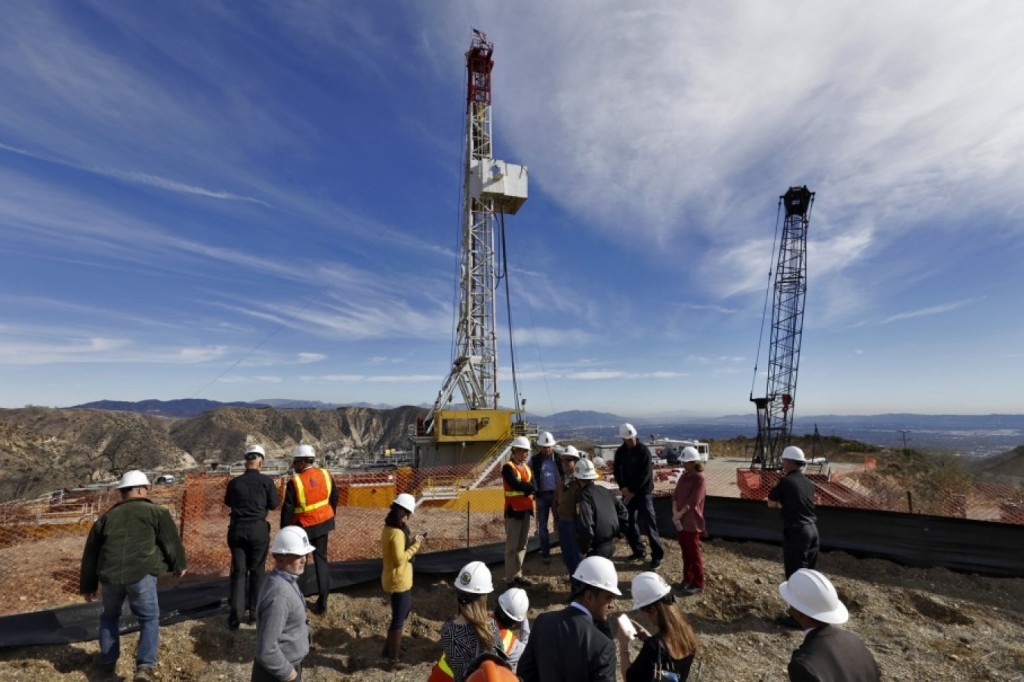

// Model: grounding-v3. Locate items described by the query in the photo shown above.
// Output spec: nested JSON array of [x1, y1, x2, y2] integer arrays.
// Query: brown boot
[[387, 629, 410, 670]]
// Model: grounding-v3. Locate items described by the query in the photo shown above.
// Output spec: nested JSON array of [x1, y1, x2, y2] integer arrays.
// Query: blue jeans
[[557, 519, 581, 577], [99, 574, 160, 668], [536, 491, 556, 556]]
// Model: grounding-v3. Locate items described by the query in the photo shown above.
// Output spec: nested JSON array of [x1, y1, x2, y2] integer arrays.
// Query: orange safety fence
[[0, 456, 1021, 618]]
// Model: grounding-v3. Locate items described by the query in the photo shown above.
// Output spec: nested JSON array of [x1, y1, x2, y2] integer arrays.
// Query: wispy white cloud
[[216, 375, 283, 385], [686, 355, 745, 367], [296, 353, 327, 364], [300, 373, 438, 384], [0, 142, 269, 205], [0, 335, 229, 366], [881, 298, 978, 324], [678, 302, 740, 315]]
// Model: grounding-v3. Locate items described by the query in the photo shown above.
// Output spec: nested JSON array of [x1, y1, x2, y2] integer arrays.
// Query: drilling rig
[[748, 185, 815, 470], [410, 30, 532, 469]]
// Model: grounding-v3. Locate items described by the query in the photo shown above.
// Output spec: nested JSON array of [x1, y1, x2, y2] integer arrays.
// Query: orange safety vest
[[290, 467, 335, 527], [503, 461, 534, 513], [427, 626, 517, 682]]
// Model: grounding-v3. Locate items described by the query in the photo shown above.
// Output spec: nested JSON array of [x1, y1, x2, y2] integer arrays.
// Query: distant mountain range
[[65, 399, 1024, 457], [71, 398, 402, 417], [71, 399, 268, 417]]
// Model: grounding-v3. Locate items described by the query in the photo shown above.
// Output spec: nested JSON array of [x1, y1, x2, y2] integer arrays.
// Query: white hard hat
[[680, 446, 701, 463], [510, 436, 531, 451], [781, 446, 807, 463], [455, 561, 494, 595], [536, 432, 557, 448], [271, 526, 312, 555], [245, 444, 266, 459], [631, 571, 672, 610], [498, 587, 529, 622], [293, 444, 316, 460], [572, 556, 621, 595], [779, 569, 849, 624], [393, 493, 416, 514], [117, 470, 150, 489], [619, 423, 638, 439], [574, 458, 598, 480], [560, 445, 581, 460], [593, 456, 605, 468]]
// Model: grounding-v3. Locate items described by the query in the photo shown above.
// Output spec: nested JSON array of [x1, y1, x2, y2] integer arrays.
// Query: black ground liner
[[1, 498, 1021, 649]]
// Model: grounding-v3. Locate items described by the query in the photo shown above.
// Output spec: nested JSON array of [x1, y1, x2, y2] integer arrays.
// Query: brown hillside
[[168, 405, 425, 464], [0, 407, 189, 501], [0, 405, 427, 502]]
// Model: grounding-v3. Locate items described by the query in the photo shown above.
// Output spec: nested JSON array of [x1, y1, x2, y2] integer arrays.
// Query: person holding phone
[[616, 572, 699, 682], [380, 493, 424, 670]]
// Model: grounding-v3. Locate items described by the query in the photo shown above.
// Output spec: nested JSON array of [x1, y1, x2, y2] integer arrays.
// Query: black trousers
[[300, 532, 331, 609], [624, 493, 664, 561], [588, 539, 617, 560], [783, 523, 819, 578], [227, 520, 270, 624]]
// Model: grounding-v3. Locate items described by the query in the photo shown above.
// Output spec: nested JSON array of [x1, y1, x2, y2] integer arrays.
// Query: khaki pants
[[504, 516, 531, 583]]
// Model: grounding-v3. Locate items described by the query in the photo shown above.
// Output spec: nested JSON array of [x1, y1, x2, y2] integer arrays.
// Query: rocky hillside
[[168, 405, 424, 463], [0, 405, 426, 502]]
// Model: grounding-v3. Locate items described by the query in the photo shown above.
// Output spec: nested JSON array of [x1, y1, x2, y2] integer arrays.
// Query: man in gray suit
[[779, 569, 881, 682], [518, 555, 620, 682]]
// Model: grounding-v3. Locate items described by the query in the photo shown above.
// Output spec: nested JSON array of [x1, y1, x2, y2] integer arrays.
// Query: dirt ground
[[1, 535, 1022, 682]]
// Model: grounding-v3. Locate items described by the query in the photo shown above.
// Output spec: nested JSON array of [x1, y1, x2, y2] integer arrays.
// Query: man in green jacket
[[80, 470, 187, 682]]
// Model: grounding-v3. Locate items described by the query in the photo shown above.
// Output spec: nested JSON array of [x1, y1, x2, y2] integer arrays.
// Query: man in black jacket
[[224, 443, 280, 629], [518, 555, 620, 682], [574, 459, 627, 559], [612, 423, 664, 569], [767, 446, 819, 578], [779, 569, 881, 681], [80, 470, 187, 681]]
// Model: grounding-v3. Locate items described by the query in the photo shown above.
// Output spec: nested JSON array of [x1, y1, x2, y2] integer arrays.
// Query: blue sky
[[1, 1, 1022, 418]]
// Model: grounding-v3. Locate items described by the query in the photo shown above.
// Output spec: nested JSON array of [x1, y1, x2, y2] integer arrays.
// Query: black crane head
[[783, 186, 814, 217]]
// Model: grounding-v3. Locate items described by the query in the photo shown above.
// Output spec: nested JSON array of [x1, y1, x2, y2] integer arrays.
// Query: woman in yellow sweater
[[380, 493, 424, 670]]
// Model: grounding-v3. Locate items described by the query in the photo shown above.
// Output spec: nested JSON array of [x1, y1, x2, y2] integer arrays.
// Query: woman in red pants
[[672, 447, 706, 596]]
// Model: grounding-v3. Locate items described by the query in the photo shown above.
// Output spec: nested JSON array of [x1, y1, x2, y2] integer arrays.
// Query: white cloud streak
[[881, 298, 978, 324]]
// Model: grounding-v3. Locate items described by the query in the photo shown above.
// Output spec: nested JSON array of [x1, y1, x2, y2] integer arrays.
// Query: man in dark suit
[[518, 555, 620, 682], [779, 569, 881, 682]]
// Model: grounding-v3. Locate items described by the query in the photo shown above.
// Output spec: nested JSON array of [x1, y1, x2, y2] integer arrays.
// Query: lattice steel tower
[[429, 30, 528, 423], [750, 186, 814, 469]]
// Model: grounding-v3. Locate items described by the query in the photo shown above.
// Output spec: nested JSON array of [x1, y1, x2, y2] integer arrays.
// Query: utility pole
[[897, 430, 910, 450]]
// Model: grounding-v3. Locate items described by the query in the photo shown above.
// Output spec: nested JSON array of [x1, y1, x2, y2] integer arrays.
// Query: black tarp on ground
[[2, 500, 1021, 649], [0, 539, 530, 648], [652, 496, 1024, 577]]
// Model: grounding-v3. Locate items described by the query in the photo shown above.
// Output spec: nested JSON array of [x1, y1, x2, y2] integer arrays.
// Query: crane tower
[[412, 30, 530, 468], [749, 186, 814, 470]]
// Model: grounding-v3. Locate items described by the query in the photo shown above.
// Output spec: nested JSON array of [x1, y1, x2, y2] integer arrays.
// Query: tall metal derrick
[[750, 186, 814, 469]]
